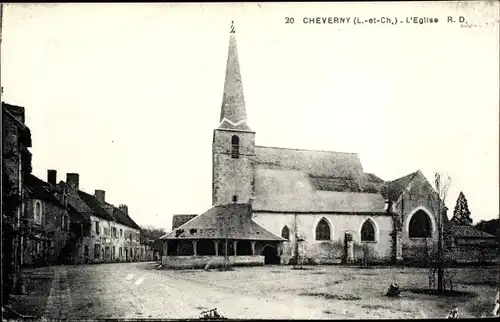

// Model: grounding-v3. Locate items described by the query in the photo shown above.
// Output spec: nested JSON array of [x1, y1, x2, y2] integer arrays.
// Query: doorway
[[262, 245, 280, 265]]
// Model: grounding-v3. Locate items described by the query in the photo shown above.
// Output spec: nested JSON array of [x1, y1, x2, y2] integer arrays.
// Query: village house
[[21, 174, 71, 267], [54, 172, 145, 263], [2, 102, 32, 302], [159, 23, 449, 269], [444, 223, 499, 264]]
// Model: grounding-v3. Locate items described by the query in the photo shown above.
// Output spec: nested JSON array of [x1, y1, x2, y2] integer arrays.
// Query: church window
[[232, 195, 238, 203], [281, 226, 290, 240], [231, 135, 240, 159], [315, 218, 331, 241], [409, 210, 433, 238], [360, 219, 376, 242]]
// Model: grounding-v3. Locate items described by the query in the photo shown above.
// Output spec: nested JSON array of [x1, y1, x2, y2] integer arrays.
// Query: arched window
[[34, 201, 42, 224], [231, 135, 240, 159], [315, 218, 331, 241], [361, 219, 376, 242], [281, 226, 290, 240], [409, 210, 433, 238]]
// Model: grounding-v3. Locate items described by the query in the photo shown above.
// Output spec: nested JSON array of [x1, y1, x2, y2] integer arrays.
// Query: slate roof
[[172, 214, 198, 230], [255, 146, 364, 178], [381, 171, 419, 201], [77, 190, 115, 221], [160, 204, 284, 241], [218, 25, 250, 132], [3, 103, 32, 147], [25, 174, 65, 209], [445, 223, 498, 239], [111, 206, 141, 230], [252, 147, 388, 213]]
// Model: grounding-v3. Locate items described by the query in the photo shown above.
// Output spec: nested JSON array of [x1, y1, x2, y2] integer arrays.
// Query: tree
[[450, 192, 472, 226], [432, 173, 451, 293]]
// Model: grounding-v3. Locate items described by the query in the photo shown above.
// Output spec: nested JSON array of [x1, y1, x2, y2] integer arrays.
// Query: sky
[[2, 2, 499, 231]]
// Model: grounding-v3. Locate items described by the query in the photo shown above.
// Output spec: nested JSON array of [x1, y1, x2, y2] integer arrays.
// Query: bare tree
[[433, 172, 451, 292]]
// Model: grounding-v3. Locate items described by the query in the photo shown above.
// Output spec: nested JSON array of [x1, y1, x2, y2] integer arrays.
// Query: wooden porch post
[[233, 240, 238, 256], [163, 240, 168, 257], [251, 241, 256, 256], [214, 240, 219, 256], [192, 240, 198, 256]]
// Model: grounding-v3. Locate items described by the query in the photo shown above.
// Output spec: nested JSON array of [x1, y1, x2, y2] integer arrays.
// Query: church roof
[[252, 167, 387, 213], [160, 204, 284, 241], [252, 146, 390, 213], [255, 146, 364, 178], [381, 171, 419, 201], [218, 21, 251, 132]]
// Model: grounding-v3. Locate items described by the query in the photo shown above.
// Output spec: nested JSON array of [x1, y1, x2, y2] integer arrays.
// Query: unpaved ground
[[10, 262, 500, 319]]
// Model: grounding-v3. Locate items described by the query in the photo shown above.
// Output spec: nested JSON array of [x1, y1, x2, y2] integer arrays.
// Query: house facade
[[2, 102, 32, 302], [21, 174, 70, 267], [57, 172, 145, 263], [160, 23, 447, 268]]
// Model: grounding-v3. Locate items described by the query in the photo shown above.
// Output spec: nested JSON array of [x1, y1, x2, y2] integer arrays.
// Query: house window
[[119, 247, 122, 258], [409, 210, 433, 238], [129, 233, 132, 242], [136, 234, 140, 242], [231, 135, 240, 159], [361, 219, 376, 242], [34, 201, 42, 224], [232, 195, 238, 203], [281, 226, 290, 240], [315, 218, 331, 241], [62, 214, 69, 230], [120, 229, 123, 238], [112, 246, 116, 260], [95, 221, 100, 235]]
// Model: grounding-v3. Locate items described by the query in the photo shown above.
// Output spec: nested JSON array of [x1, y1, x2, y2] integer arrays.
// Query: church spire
[[218, 21, 251, 131]]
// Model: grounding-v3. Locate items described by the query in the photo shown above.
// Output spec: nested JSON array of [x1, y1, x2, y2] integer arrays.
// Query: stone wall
[[392, 171, 442, 262], [252, 212, 394, 264], [162, 255, 264, 269], [22, 198, 70, 266], [212, 129, 255, 206]]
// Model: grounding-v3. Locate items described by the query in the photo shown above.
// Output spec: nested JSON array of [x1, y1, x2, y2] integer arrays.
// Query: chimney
[[118, 204, 128, 215], [47, 169, 57, 185], [66, 173, 79, 190], [95, 190, 105, 204]]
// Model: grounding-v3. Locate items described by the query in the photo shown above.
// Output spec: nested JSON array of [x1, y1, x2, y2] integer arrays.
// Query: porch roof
[[159, 204, 285, 241]]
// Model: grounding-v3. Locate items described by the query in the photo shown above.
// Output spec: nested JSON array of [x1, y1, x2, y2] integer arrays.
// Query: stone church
[[160, 23, 446, 268]]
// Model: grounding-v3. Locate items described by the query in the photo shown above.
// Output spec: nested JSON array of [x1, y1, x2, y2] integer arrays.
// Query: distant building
[[160, 23, 448, 268], [444, 223, 499, 264], [56, 172, 144, 263]]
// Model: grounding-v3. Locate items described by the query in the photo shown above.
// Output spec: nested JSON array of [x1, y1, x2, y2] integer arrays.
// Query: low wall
[[161, 255, 265, 269]]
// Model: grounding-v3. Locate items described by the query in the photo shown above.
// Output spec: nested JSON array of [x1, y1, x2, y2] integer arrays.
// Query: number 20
[[285, 17, 295, 24]]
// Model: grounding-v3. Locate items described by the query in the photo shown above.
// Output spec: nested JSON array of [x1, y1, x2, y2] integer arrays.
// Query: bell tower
[[212, 21, 256, 206]]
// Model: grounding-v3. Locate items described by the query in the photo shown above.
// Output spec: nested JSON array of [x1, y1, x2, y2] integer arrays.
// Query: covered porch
[[159, 204, 285, 268]]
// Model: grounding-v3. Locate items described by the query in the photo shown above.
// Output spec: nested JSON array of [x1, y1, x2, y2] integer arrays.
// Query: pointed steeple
[[218, 21, 251, 131]]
